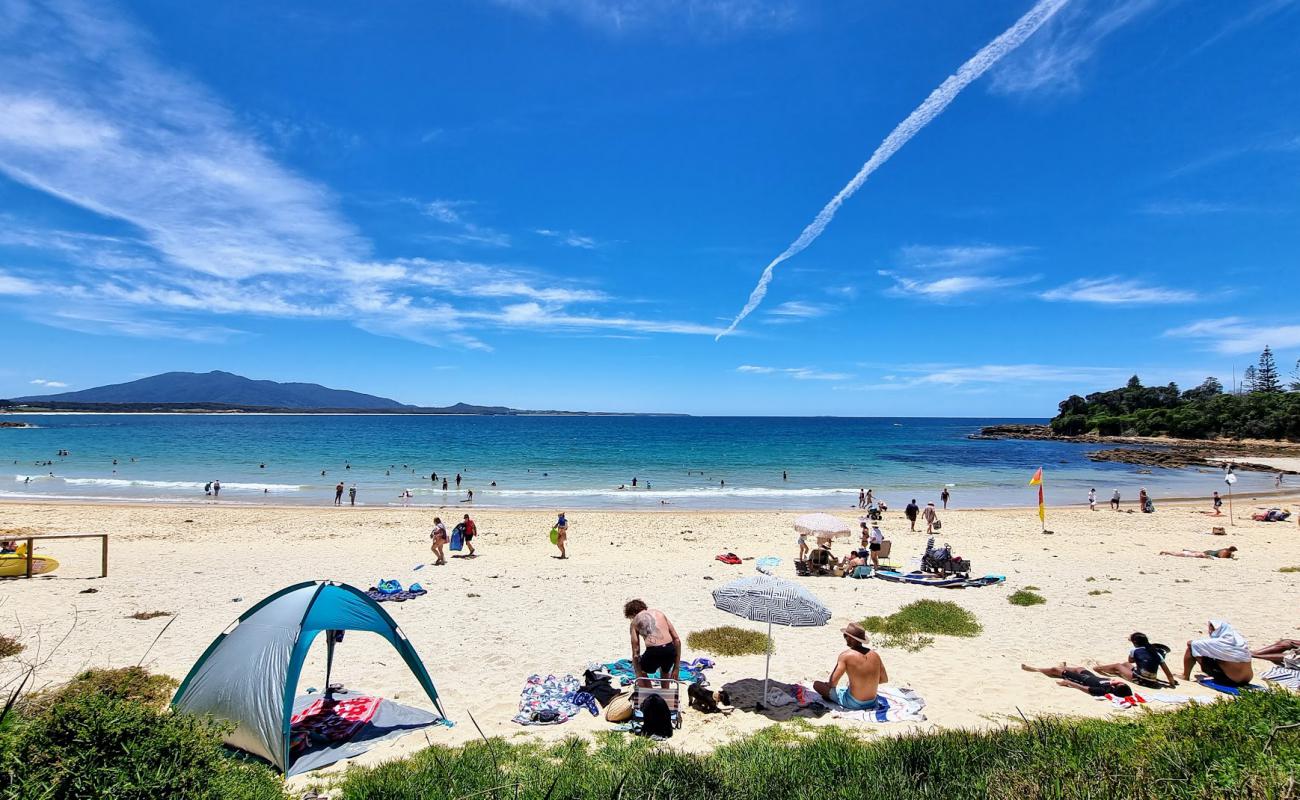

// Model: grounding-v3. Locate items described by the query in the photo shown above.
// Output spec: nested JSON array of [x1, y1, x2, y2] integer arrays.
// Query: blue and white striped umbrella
[[712, 575, 831, 708]]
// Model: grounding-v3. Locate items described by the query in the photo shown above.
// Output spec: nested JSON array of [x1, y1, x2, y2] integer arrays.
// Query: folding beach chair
[[632, 677, 685, 730]]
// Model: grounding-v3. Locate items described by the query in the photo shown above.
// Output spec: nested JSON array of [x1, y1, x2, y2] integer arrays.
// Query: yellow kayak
[[0, 544, 59, 577]]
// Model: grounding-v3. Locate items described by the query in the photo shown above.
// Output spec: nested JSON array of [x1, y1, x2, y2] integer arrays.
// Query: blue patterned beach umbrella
[[712, 575, 831, 707]]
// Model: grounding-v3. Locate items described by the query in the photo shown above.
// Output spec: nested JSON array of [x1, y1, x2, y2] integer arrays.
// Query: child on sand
[[1095, 632, 1177, 688]]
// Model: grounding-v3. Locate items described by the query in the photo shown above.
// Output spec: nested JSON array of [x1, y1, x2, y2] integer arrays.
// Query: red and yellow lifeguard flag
[[1029, 467, 1045, 524]]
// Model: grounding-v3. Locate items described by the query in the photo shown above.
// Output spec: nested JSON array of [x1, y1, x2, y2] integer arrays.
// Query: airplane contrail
[[715, 0, 1072, 340]]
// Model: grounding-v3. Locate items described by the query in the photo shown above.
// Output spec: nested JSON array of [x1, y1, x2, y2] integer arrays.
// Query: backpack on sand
[[638, 694, 673, 739]]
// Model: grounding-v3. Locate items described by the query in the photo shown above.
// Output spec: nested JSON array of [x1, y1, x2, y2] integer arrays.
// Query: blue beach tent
[[172, 580, 447, 775]]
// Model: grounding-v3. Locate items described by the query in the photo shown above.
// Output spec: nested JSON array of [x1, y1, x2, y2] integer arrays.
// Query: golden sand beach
[[3, 495, 1298, 778]]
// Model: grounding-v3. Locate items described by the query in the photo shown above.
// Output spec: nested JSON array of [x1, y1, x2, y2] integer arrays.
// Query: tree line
[[1050, 346, 1300, 440]]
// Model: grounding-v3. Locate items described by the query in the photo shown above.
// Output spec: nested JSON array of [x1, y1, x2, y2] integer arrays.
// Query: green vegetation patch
[[686, 626, 772, 657], [327, 689, 1300, 800], [1280, 566, 1300, 574], [861, 600, 982, 651], [1009, 589, 1047, 606], [1088, 590, 1111, 596]]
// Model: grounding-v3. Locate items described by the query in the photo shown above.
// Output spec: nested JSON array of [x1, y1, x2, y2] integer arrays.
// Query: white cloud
[[990, 0, 1159, 95], [0, 1, 720, 349], [490, 0, 798, 37], [535, 228, 600, 249], [29, 378, 69, 388], [1164, 316, 1300, 355], [897, 244, 1030, 270], [879, 270, 1032, 299], [763, 300, 832, 322], [736, 365, 850, 381], [0, 271, 41, 295], [1139, 200, 1242, 215], [1039, 278, 1196, 305]]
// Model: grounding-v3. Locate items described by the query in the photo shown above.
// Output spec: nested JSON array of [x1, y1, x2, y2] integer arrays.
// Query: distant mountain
[[13, 371, 409, 410]]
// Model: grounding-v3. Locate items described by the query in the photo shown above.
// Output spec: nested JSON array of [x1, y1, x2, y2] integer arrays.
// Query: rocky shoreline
[[973, 424, 1300, 474]]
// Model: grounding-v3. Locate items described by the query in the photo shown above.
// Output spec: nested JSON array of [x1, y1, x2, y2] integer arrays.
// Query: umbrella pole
[[761, 619, 772, 709]]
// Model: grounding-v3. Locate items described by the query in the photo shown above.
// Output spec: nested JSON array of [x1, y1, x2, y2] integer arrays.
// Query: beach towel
[[1261, 665, 1300, 690], [289, 695, 381, 756], [756, 556, 781, 575], [811, 685, 927, 723], [511, 674, 595, 725], [450, 530, 464, 551], [365, 581, 427, 603], [601, 657, 713, 686], [1196, 676, 1264, 695], [1189, 620, 1251, 664]]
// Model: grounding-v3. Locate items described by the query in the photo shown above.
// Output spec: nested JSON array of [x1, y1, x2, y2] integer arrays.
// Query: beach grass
[[1280, 565, 1300, 573], [5, 668, 1300, 799], [686, 626, 772, 657], [323, 688, 1300, 800], [1009, 589, 1047, 606], [1088, 589, 1111, 596], [127, 610, 173, 620], [861, 600, 982, 652], [0, 634, 22, 660], [1023, 585, 1040, 590]]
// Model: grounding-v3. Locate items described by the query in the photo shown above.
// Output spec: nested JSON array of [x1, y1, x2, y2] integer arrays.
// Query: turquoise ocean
[[1, 414, 1272, 510]]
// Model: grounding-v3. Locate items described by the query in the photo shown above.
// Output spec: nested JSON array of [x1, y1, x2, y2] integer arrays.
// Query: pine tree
[[1291, 358, 1300, 391], [1242, 365, 1257, 393], [1255, 346, 1282, 393]]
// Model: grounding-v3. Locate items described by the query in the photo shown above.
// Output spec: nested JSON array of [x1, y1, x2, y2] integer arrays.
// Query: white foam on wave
[[466, 486, 857, 498], [59, 477, 303, 492]]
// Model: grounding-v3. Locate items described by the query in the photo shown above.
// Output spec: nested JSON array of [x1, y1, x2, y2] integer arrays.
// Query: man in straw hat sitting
[[813, 622, 888, 710]]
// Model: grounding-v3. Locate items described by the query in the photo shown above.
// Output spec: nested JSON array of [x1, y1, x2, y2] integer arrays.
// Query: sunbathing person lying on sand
[[1094, 632, 1177, 687], [814, 623, 886, 710], [1251, 639, 1300, 665], [1159, 546, 1237, 559], [1183, 620, 1254, 686], [1021, 664, 1133, 697]]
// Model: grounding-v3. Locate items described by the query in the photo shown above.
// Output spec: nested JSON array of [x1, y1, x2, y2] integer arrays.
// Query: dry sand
[[3, 495, 1299, 779]]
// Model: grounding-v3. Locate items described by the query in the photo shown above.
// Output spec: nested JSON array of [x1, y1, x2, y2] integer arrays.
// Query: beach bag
[[605, 692, 634, 722], [1283, 649, 1300, 670], [549, 527, 559, 544], [639, 694, 673, 739], [450, 530, 464, 552], [932, 519, 942, 530]]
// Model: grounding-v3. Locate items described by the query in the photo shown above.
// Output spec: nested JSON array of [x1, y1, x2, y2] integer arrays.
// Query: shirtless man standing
[[814, 622, 887, 710], [624, 599, 681, 688]]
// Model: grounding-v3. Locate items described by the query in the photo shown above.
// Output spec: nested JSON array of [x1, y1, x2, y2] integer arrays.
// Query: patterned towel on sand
[[289, 695, 381, 755]]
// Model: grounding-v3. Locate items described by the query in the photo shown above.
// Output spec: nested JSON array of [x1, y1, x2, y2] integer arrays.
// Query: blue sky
[[1, 0, 1298, 415]]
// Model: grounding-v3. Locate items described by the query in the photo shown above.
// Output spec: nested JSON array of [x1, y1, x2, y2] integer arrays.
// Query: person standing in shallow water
[[348, 484, 357, 506], [334, 481, 344, 506], [940, 487, 950, 509]]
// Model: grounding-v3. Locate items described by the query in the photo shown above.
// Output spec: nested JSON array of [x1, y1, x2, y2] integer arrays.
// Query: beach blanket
[[756, 556, 781, 575], [1097, 692, 1147, 709], [800, 684, 927, 723], [1189, 620, 1251, 663], [601, 657, 714, 686], [1196, 676, 1264, 695], [289, 695, 381, 756], [870, 570, 1004, 588], [366, 581, 427, 603], [1261, 665, 1300, 690], [512, 674, 598, 725]]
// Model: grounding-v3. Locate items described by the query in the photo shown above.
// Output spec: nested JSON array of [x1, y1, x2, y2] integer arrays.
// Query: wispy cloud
[[1039, 277, 1196, 304], [535, 228, 601, 249], [1193, 0, 1299, 55], [990, 0, 1158, 95], [411, 199, 511, 248], [0, 0, 720, 350], [1138, 199, 1246, 216], [898, 244, 1031, 270], [839, 362, 1135, 391], [763, 300, 833, 323], [29, 378, 69, 388], [1165, 316, 1300, 355], [1166, 132, 1300, 179], [716, 0, 1069, 338], [736, 365, 851, 381], [490, 0, 798, 37], [879, 270, 1033, 300]]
